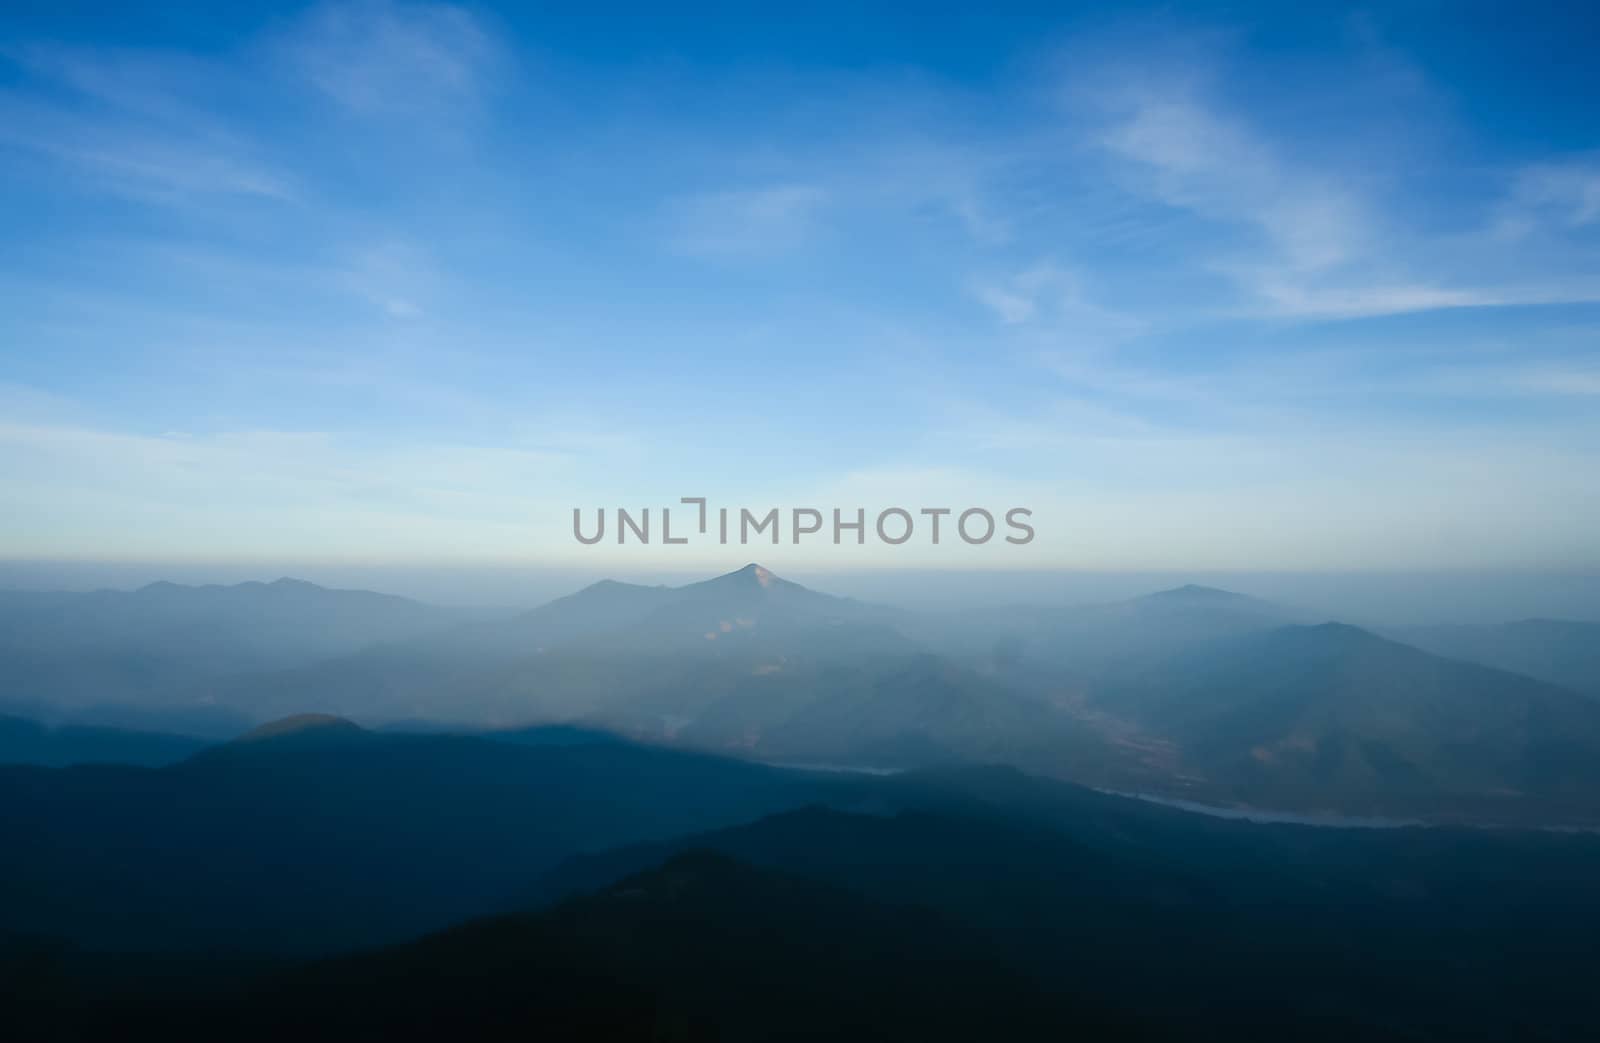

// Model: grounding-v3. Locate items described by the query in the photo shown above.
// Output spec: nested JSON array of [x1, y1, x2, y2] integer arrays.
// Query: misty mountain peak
[[741, 563, 778, 587], [1146, 584, 1249, 601], [237, 714, 364, 743], [702, 563, 788, 590], [267, 577, 322, 590]]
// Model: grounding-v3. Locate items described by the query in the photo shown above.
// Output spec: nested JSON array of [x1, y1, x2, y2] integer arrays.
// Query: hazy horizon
[[4, 557, 1600, 624]]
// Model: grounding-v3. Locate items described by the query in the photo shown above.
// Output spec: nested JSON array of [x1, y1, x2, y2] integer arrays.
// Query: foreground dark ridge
[[9, 771, 1600, 1042]]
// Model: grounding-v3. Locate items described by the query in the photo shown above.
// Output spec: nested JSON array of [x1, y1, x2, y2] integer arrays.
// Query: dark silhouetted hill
[[0, 720, 846, 952], [16, 787, 1600, 1042], [531, 794, 1600, 1041], [0, 713, 208, 767], [16, 851, 1128, 1043]]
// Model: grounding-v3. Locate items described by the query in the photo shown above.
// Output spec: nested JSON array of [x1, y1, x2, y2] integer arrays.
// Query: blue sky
[[1, 1, 1597, 571]]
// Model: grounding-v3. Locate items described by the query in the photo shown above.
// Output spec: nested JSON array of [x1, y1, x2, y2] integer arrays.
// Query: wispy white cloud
[[1240, 277, 1600, 320], [3, 44, 218, 122], [0, 46, 294, 202], [1515, 366, 1600, 396], [1499, 157, 1600, 236], [1069, 49, 1600, 322], [972, 265, 1058, 325], [277, 0, 500, 117], [1406, 361, 1600, 398], [0, 108, 293, 201], [1242, 280, 1489, 320], [666, 183, 829, 258], [971, 263, 1145, 339], [1094, 86, 1369, 273], [334, 240, 438, 319]]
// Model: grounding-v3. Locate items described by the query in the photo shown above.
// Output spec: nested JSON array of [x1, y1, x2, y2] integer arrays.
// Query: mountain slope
[[0, 579, 464, 723], [714, 653, 1111, 772], [0, 720, 847, 953], [10, 759, 1600, 1041], [533, 799, 1600, 1041], [1390, 618, 1600, 698], [51, 794, 1591, 1043], [1025, 584, 1306, 673], [23, 851, 1112, 1043], [193, 564, 915, 727], [0, 714, 208, 767], [906, 583, 1305, 686], [1098, 622, 1600, 819]]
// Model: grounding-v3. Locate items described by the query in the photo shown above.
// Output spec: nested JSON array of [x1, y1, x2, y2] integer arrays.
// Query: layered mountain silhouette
[[0, 578, 461, 736], [13, 771, 1600, 1042], [925, 582, 1306, 679], [6, 572, 1600, 1041], [527, 797, 1600, 1040], [15, 850, 1118, 1043], [192, 565, 928, 742], [0, 714, 207, 768], [0, 720, 846, 952], [7, 641, 1600, 1043], [7, 566, 1600, 822], [1097, 622, 1600, 818]]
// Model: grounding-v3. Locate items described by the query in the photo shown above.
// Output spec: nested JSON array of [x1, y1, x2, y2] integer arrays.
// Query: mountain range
[[5, 565, 1600, 823], [0, 578, 462, 737], [1094, 622, 1600, 819]]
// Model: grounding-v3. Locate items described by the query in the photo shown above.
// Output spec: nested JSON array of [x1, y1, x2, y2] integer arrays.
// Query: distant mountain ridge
[[1096, 621, 1600, 819], [1389, 618, 1600, 698], [0, 577, 463, 732], [190, 563, 910, 727], [9, 566, 1600, 822]]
